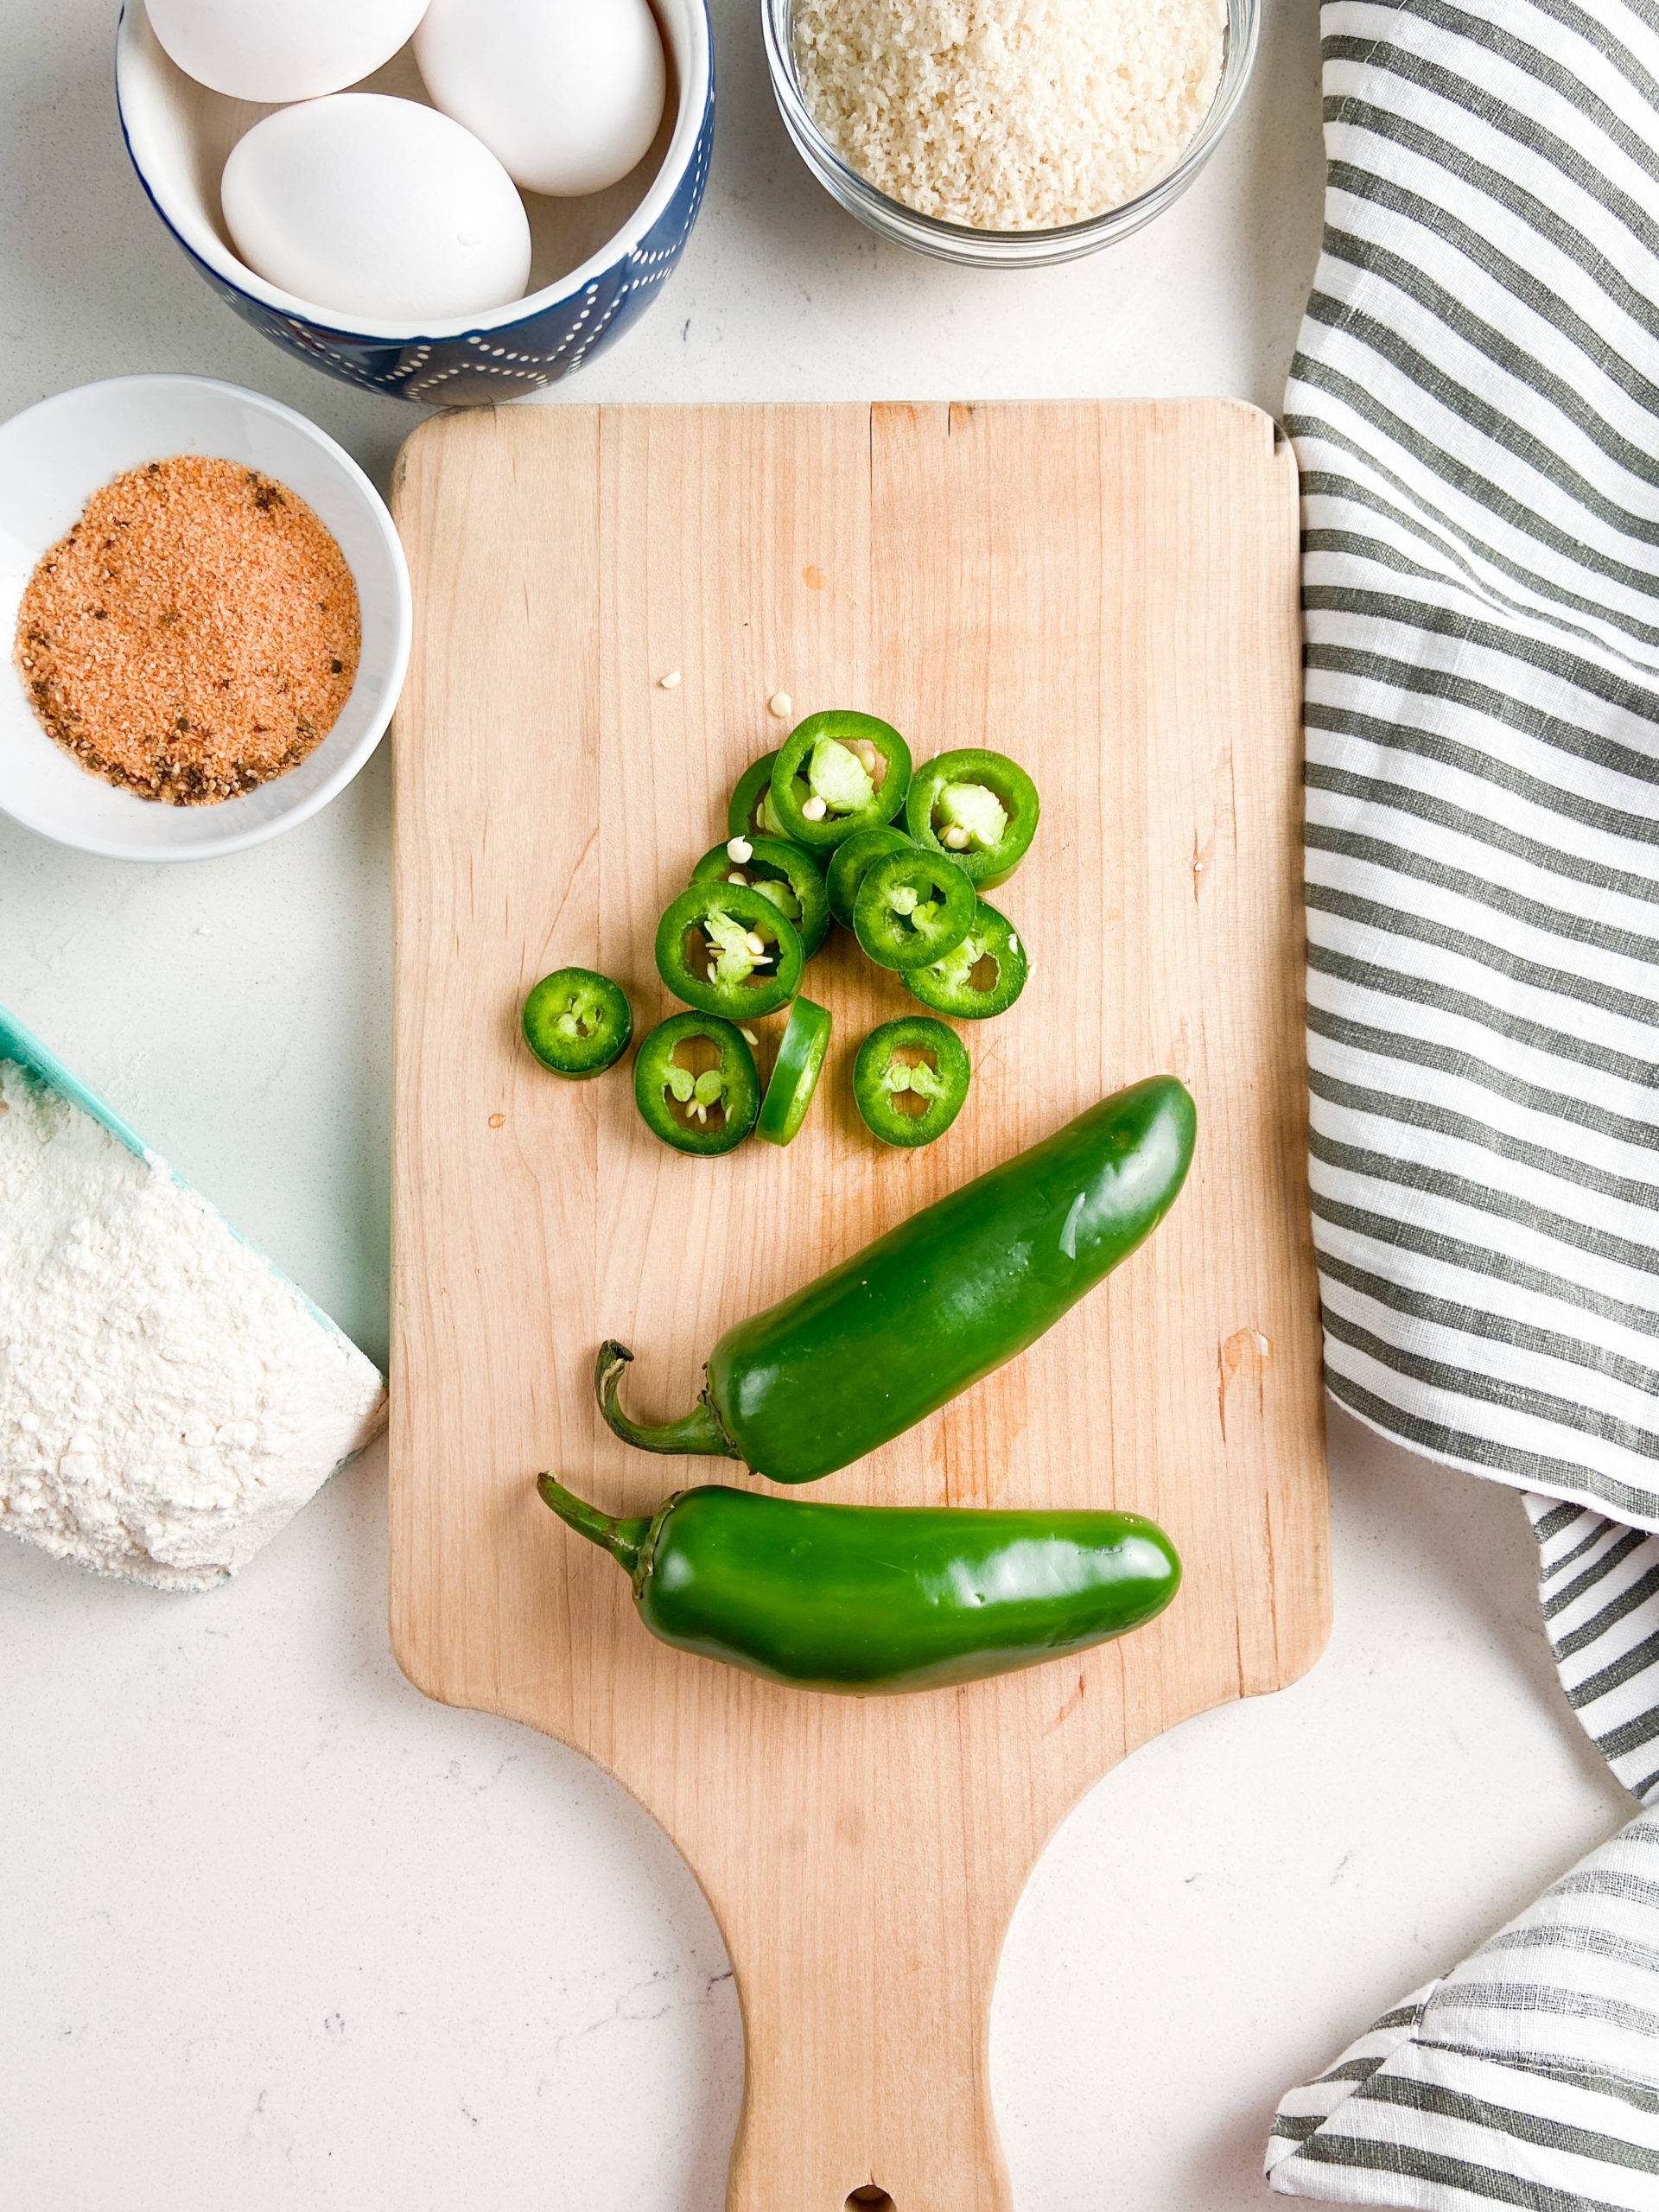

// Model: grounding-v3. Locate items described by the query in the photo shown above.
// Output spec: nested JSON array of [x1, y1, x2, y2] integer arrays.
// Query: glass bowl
[[761, 0, 1260, 268]]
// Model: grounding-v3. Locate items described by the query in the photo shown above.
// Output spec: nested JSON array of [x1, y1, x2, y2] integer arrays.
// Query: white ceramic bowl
[[0, 374, 410, 861]]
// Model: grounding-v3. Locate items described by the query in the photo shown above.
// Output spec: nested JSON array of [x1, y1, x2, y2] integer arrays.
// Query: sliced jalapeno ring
[[633, 1013, 760, 1155], [906, 748, 1040, 887], [756, 996, 832, 1147], [906, 899, 1028, 1020], [691, 835, 830, 960], [521, 965, 632, 1077], [825, 823, 913, 929], [851, 848, 976, 971], [727, 750, 794, 843], [853, 1015, 971, 1148], [767, 710, 912, 850], [655, 881, 804, 1018]]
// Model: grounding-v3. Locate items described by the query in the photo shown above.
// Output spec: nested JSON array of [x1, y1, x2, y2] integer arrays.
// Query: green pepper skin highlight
[[537, 1477, 1181, 1694], [598, 1073, 1197, 1484]]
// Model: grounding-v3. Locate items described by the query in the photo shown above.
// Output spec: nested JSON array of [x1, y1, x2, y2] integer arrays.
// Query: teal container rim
[[0, 1001, 380, 1374]]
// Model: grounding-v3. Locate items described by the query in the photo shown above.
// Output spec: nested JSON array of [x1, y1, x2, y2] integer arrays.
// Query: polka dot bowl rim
[[113, 0, 713, 351], [0, 374, 410, 864]]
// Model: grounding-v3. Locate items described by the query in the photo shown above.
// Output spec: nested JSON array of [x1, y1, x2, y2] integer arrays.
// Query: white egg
[[148, 0, 432, 104], [220, 95, 532, 321], [414, 0, 667, 200]]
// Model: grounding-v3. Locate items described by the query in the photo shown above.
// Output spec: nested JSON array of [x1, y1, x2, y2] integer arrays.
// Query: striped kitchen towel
[[1268, 1503, 1659, 2203], [1266, 1808, 1659, 2207], [1268, 0, 1659, 2196]]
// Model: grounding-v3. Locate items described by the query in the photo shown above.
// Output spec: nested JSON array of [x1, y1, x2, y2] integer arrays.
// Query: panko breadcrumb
[[794, 0, 1226, 231]]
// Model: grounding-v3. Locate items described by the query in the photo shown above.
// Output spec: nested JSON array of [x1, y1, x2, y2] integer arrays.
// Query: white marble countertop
[[0, 4, 1635, 2206]]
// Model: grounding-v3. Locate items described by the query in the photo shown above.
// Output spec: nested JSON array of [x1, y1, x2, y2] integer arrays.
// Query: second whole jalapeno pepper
[[537, 1475, 1182, 1695], [851, 847, 976, 969], [655, 880, 804, 1019]]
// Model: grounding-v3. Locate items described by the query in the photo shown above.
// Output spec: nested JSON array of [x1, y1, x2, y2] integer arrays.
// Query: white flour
[[0, 1058, 385, 1591]]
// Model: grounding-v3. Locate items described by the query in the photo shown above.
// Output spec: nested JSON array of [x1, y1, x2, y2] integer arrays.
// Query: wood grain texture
[[389, 401, 1326, 2212]]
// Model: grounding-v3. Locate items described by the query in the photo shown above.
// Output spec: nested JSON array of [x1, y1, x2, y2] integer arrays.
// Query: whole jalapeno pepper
[[598, 1073, 1197, 1483], [853, 1015, 970, 1148], [521, 966, 632, 1077], [691, 835, 830, 960], [537, 1476, 1181, 1695], [906, 899, 1028, 1020], [767, 711, 912, 851], [727, 750, 793, 843], [852, 848, 976, 970], [756, 995, 832, 1147], [906, 747, 1040, 887], [633, 1012, 759, 1156], [825, 823, 913, 928], [655, 880, 804, 1019]]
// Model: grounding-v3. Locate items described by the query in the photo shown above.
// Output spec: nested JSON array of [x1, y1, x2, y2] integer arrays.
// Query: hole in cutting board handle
[[845, 2190, 895, 2209]]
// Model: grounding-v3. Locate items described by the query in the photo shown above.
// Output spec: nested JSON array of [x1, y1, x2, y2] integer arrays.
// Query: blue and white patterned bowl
[[114, 0, 713, 404]]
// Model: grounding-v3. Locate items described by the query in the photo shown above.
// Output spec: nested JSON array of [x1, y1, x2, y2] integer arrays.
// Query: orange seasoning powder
[[12, 456, 360, 805]]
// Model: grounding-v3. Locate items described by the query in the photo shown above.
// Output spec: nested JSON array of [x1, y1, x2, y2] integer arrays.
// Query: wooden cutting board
[[388, 400, 1327, 2212]]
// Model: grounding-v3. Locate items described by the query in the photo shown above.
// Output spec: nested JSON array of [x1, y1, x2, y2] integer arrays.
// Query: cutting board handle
[[714, 1819, 1015, 2212]]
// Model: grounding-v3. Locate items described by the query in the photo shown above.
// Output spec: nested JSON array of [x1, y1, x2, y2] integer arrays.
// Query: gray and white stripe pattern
[[1268, 1810, 1659, 2204], [1269, 0, 1659, 2195], [1296, 0, 1659, 1523], [1531, 1497, 1659, 1802]]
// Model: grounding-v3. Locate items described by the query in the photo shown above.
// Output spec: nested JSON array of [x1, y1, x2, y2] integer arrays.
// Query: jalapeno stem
[[536, 1473, 654, 1574], [594, 1341, 738, 1459]]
